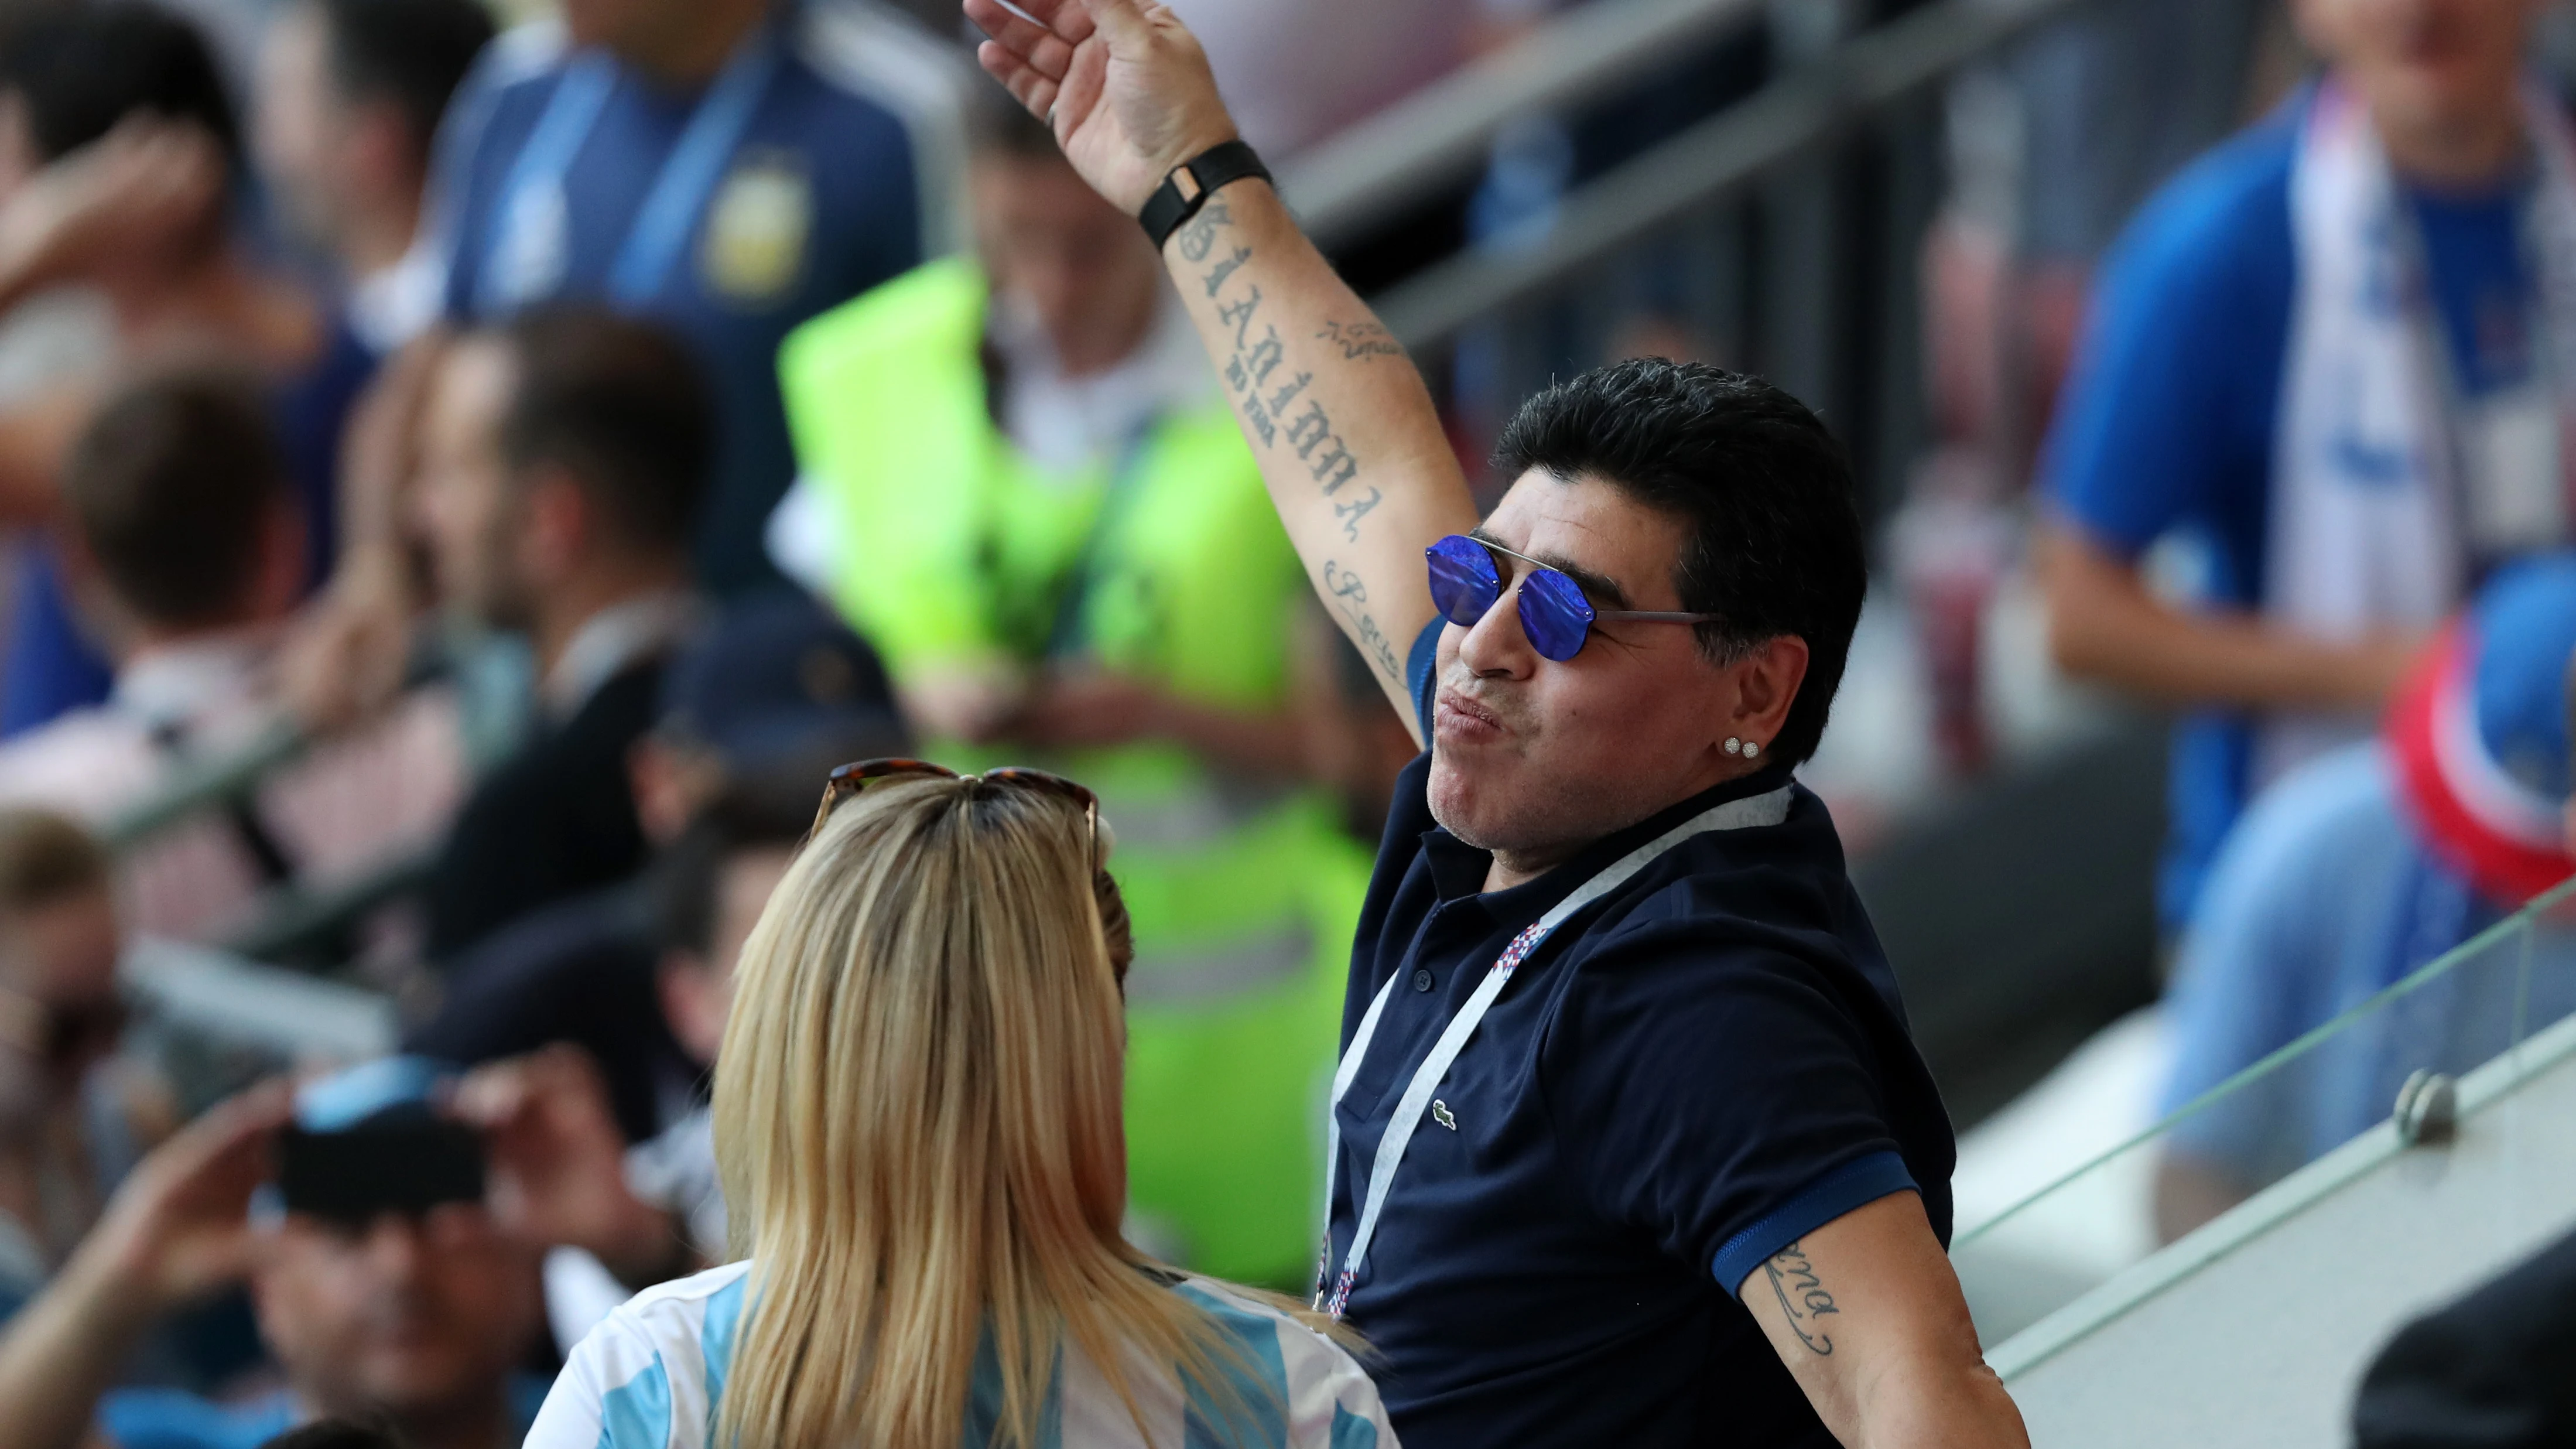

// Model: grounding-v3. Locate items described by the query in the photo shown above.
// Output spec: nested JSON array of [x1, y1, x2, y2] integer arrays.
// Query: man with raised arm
[[966, 3, 2028, 1445]]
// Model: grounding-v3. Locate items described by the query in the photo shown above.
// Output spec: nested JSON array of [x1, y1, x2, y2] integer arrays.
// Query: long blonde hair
[[711, 774, 1246, 1449]]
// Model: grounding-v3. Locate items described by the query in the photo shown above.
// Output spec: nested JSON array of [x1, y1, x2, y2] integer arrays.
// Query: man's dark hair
[[64, 369, 288, 631], [652, 779, 818, 961], [0, 2, 240, 166], [1493, 358, 1866, 768], [494, 305, 711, 561], [305, 0, 494, 168]]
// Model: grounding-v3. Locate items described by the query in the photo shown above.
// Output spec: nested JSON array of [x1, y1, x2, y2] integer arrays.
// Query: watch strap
[[1140, 139, 1271, 251]]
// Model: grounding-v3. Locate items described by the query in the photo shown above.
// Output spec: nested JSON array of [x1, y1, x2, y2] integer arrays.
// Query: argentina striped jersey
[[524, 1262, 1400, 1449]]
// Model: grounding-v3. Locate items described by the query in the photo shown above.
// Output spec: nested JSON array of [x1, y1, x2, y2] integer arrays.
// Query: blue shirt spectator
[[2044, 88, 2566, 924], [0, 5, 381, 736], [2160, 556, 2576, 1231], [430, 1, 966, 596]]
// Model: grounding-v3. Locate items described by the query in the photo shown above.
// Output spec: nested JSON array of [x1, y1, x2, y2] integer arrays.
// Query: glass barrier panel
[[1952, 877, 2576, 1347]]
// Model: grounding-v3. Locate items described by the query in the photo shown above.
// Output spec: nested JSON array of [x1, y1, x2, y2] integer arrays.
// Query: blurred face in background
[[559, 0, 716, 62], [0, 887, 122, 1129], [974, 149, 1164, 377], [413, 336, 532, 630], [2298, 0, 2539, 149], [254, 1205, 542, 1424], [660, 844, 797, 1064]]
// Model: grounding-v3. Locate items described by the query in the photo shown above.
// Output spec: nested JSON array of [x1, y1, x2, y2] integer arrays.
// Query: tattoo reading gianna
[[1183, 192, 1406, 687], [1762, 1241, 1840, 1356], [1191, 209, 1379, 539]]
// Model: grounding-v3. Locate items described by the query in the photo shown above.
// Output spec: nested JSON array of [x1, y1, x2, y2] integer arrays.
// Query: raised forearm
[[1156, 181, 1473, 719], [0, 1251, 156, 1449]]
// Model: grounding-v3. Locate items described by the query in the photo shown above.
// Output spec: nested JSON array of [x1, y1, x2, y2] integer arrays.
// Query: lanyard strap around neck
[[483, 24, 784, 312], [1315, 784, 1794, 1318]]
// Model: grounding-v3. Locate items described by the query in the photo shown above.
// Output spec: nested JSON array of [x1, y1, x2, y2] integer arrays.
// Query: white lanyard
[[1316, 785, 1794, 1317]]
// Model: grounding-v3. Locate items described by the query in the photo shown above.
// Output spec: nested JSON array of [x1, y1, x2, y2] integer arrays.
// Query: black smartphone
[[276, 1117, 487, 1224]]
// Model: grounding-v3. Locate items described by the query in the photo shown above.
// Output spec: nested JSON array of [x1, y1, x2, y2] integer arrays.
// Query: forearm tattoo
[[1763, 1241, 1841, 1356], [1184, 203, 1410, 689]]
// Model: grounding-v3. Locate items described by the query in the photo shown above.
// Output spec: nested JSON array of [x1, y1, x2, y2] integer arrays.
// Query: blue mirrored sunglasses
[[1424, 534, 1720, 662]]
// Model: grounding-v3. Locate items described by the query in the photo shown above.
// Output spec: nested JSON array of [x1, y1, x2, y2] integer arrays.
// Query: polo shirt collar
[[1419, 763, 1797, 923]]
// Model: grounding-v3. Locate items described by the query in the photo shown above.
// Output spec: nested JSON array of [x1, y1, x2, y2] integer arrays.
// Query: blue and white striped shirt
[[525, 1262, 1398, 1449]]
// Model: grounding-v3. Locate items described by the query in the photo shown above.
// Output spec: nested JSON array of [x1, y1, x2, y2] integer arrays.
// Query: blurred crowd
[[0, 0, 2564, 1443], [0, 0, 1445, 1443]]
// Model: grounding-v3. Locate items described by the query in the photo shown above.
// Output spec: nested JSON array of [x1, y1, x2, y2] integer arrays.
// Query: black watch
[[1139, 140, 1271, 251]]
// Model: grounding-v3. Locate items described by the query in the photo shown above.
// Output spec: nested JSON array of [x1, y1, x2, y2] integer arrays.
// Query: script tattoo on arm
[[1195, 223, 1374, 539], [1318, 319, 1404, 361], [1322, 559, 1402, 682], [1762, 1241, 1841, 1356]]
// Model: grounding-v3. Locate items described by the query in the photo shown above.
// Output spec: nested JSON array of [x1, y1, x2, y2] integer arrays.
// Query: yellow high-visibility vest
[[779, 257, 1369, 1286]]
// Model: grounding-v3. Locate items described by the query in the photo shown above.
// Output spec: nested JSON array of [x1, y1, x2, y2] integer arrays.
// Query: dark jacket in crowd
[[424, 659, 662, 962], [2356, 1226, 2576, 1448]]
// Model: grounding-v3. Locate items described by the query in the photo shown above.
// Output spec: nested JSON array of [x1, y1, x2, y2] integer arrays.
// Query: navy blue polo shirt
[[1331, 624, 1955, 1446]]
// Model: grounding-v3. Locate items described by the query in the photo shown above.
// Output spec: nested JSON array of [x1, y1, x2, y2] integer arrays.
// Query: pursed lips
[[1434, 685, 1511, 740]]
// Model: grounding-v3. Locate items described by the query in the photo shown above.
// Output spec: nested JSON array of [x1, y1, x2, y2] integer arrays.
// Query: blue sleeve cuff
[[1408, 617, 1443, 739], [1709, 1150, 1920, 1298]]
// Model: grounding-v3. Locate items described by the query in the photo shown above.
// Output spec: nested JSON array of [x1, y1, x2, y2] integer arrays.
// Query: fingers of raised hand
[[977, 42, 1062, 121], [963, 0, 1079, 80]]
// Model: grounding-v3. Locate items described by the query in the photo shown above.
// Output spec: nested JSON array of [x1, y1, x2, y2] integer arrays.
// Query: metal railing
[[1372, 0, 2088, 352], [1275, 0, 1770, 252], [1298, 0, 2095, 517]]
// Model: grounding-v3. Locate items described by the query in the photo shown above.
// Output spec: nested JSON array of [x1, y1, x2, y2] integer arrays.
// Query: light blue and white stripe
[[523, 1263, 1396, 1449]]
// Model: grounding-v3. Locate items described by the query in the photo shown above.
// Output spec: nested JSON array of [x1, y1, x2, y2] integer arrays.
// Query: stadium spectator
[[773, 94, 1372, 1287], [423, 0, 967, 600], [414, 306, 708, 963], [2156, 554, 2576, 1239], [0, 371, 463, 944], [254, 0, 497, 356], [0, 1066, 549, 1449], [408, 590, 901, 1143], [454, 781, 816, 1345], [0, 809, 169, 1322], [2040, 0, 2576, 925], [0, 4, 379, 737], [525, 768, 1396, 1449], [970, 0, 2025, 1441]]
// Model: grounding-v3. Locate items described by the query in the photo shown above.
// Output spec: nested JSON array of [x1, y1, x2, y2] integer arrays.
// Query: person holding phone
[[960, 2, 2028, 1445], [0, 1061, 549, 1449]]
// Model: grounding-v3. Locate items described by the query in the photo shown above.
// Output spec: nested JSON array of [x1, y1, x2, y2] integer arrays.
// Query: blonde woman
[[524, 761, 1397, 1449]]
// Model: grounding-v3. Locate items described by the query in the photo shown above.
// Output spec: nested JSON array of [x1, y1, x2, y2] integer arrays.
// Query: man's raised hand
[[963, 0, 1237, 216]]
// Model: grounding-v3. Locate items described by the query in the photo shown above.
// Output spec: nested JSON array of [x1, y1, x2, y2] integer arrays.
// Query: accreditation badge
[[700, 153, 812, 305], [2464, 384, 2568, 555]]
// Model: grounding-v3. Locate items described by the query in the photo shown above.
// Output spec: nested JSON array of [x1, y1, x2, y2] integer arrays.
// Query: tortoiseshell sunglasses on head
[[809, 758, 1101, 867]]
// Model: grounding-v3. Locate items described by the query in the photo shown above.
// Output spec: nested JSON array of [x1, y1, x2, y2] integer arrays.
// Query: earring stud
[[1724, 737, 1743, 756], [1743, 740, 1762, 760]]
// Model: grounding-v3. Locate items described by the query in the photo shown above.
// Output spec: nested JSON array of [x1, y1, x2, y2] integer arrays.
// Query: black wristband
[[1139, 140, 1270, 252]]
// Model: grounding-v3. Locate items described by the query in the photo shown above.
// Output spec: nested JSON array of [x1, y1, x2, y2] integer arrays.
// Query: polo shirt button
[[1411, 968, 1435, 992]]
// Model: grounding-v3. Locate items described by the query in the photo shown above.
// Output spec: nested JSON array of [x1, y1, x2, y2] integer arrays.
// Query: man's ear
[[1724, 635, 1811, 752]]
